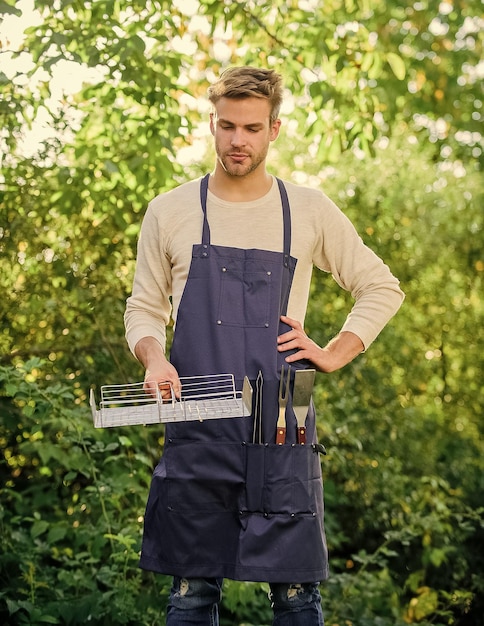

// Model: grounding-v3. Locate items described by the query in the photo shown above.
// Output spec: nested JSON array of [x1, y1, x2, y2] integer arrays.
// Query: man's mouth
[[228, 153, 249, 162]]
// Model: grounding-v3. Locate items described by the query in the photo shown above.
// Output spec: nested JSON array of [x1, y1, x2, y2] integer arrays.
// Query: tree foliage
[[1, 0, 483, 624]]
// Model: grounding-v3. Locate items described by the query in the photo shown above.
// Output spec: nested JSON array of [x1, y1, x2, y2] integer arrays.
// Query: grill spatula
[[292, 369, 316, 444]]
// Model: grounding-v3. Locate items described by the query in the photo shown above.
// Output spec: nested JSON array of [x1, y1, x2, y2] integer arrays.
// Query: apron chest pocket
[[218, 267, 272, 328]]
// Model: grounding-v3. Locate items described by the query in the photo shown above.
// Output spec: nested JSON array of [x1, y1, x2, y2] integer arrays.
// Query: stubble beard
[[217, 146, 268, 179]]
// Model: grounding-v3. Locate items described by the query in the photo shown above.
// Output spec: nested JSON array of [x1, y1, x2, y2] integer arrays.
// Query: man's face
[[210, 96, 281, 178]]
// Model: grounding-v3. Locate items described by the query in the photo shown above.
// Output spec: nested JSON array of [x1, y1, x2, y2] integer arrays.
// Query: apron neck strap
[[200, 174, 291, 261], [200, 174, 211, 246], [276, 177, 291, 267]]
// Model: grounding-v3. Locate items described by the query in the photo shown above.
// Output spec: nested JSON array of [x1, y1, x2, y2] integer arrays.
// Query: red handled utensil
[[276, 365, 290, 445], [293, 369, 316, 444]]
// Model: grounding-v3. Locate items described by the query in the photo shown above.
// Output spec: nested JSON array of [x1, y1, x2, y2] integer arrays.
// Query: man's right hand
[[134, 336, 182, 399]]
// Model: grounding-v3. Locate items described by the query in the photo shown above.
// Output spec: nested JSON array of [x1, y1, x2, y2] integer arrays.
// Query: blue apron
[[139, 175, 329, 583]]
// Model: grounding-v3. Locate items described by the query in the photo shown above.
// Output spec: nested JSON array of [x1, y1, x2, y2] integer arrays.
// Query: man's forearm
[[134, 336, 181, 398], [321, 331, 364, 372], [134, 336, 167, 370]]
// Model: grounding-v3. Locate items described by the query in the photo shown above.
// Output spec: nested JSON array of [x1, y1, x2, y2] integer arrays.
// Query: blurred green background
[[1, 1, 482, 624]]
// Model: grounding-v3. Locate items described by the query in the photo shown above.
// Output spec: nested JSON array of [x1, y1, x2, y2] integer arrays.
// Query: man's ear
[[209, 112, 216, 136], [270, 118, 282, 141]]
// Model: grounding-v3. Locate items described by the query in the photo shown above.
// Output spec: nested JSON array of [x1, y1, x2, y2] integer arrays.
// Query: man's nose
[[231, 128, 246, 146]]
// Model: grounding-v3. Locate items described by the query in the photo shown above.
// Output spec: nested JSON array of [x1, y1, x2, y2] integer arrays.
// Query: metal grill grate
[[90, 374, 253, 428]]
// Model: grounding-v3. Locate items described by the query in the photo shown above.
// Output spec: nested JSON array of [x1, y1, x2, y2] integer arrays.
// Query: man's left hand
[[277, 315, 364, 373]]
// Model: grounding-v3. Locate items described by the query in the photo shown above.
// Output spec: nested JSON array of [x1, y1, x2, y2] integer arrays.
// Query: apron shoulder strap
[[200, 174, 211, 246], [199, 174, 291, 261], [276, 178, 291, 266]]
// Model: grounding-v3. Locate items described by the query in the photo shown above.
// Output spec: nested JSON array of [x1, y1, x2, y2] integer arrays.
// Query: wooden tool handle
[[297, 426, 306, 445], [276, 427, 286, 445]]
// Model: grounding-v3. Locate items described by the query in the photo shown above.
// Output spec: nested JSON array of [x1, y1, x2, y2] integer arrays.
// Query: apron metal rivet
[[264, 323, 269, 328], [267, 271, 271, 276], [217, 320, 222, 325], [222, 267, 227, 272]]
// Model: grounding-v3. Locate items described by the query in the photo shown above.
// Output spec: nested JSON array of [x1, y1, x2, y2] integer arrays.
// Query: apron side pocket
[[164, 441, 245, 513], [264, 444, 322, 515]]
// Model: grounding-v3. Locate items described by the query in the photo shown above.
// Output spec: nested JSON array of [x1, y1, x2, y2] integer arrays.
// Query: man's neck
[[208, 168, 273, 202]]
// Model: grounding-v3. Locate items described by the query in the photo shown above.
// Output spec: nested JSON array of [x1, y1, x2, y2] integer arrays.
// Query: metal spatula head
[[293, 369, 316, 444]]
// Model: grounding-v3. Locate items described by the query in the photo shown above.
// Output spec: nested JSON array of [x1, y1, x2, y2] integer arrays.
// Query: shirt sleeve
[[124, 203, 173, 355], [312, 193, 405, 349]]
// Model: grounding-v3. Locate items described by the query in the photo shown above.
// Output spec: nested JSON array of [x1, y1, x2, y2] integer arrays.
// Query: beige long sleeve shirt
[[124, 177, 404, 354]]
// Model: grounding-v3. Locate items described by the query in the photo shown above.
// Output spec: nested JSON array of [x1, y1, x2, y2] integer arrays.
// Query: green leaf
[[410, 587, 439, 621], [386, 52, 406, 80], [6, 598, 32, 616], [48, 525, 67, 543], [361, 52, 374, 73], [0, 1, 22, 17], [31, 520, 49, 539], [4, 382, 18, 396], [118, 435, 133, 448], [38, 615, 60, 624]]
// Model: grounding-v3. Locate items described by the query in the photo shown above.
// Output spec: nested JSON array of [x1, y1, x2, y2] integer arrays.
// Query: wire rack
[[90, 374, 253, 428]]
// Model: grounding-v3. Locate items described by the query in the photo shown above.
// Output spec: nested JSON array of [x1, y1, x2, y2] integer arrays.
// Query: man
[[124, 66, 404, 626]]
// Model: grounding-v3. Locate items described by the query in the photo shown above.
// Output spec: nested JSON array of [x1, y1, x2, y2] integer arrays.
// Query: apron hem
[[139, 555, 329, 584]]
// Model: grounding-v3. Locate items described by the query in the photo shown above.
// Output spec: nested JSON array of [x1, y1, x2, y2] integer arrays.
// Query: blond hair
[[207, 67, 284, 122]]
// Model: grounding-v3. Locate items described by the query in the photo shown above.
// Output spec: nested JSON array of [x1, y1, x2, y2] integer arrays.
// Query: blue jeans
[[166, 577, 324, 625]]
